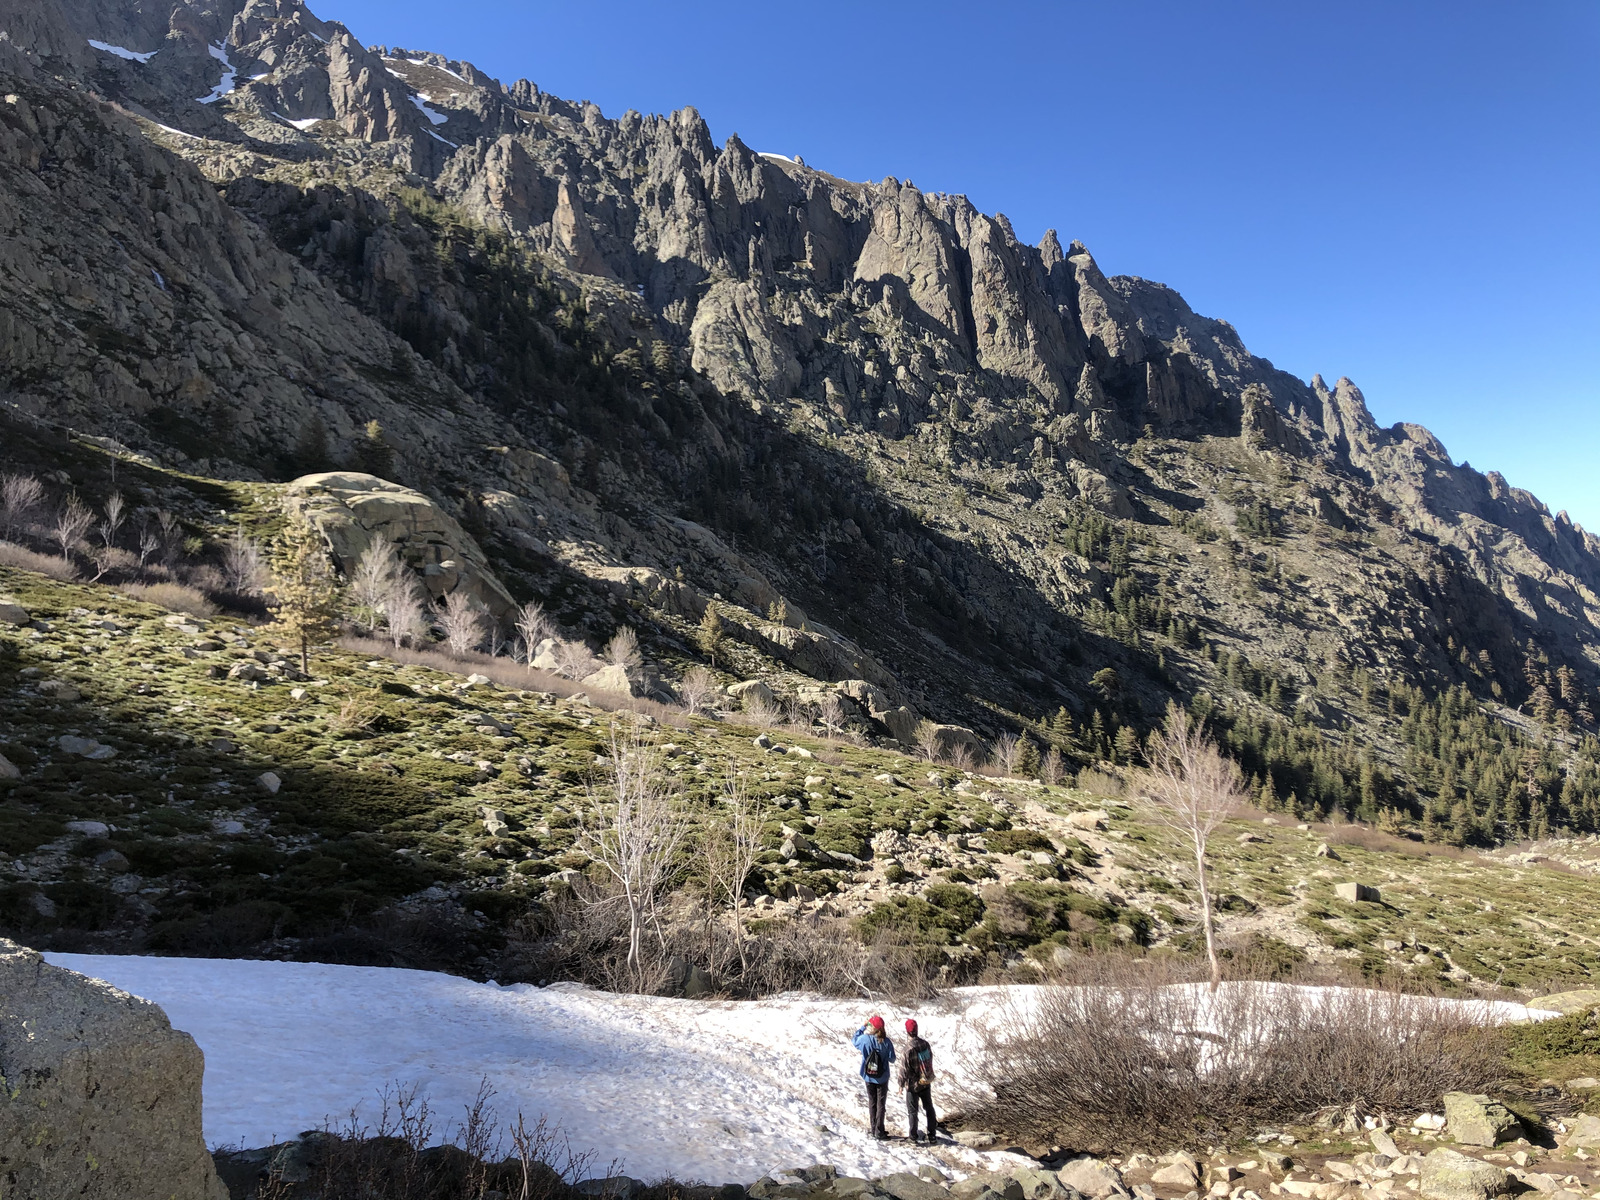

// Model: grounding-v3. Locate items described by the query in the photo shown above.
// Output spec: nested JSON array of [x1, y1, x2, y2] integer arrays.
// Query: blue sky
[[335, 0, 1600, 525]]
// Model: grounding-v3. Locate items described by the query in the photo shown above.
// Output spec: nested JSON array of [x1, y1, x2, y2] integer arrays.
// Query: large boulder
[[0, 939, 228, 1199], [1419, 1149, 1511, 1200], [284, 472, 515, 617], [1560, 1113, 1600, 1150], [1442, 1092, 1519, 1146]]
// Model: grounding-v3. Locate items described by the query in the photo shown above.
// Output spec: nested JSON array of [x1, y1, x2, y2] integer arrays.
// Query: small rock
[[0, 602, 31, 625], [753, 734, 772, 750], [208, 738, 237, 754], [66, 820, 111, 837], [58, 735, 115, 759], [256, 772, 281, 795], [1151, 1157, 1201, 1189], [0, 752, 19, 781], [1443, 1092, 1519, 1147], [31, 892, 56, 918], [94, 849, 131, 873], [1335, 881, 1381, 903], [38, 679, 81, 701], [1559, 1113, 1600, 1150], [786, 746, 814, 759], [1066, 810, 1110, 830], [214, 820, 246, 835], [1419, 1148, 1511, 1200], [480, 806, 508, 837], [1566, 1077, 1600, 1090], [1315, 842, 1341, 860], [1372, 1129, 1402, 1158], [290, 687, 308, 700], [109, 873, 143, 895], [952, 1131, 996, 1149], [228, 661, 268, 682], [1058, 1158, 1124, 1198], [465, 674, 492, 687]]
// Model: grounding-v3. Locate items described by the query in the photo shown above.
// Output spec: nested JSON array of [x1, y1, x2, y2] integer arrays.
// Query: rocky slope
[[3, 0, 1600, 847]]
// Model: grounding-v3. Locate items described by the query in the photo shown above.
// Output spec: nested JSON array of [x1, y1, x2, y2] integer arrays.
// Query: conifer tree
[[266, 517, 344, 675], [697, 602, 726, 667]]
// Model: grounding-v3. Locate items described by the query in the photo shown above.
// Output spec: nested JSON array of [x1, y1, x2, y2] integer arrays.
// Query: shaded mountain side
[[2, 0, 1600, 843]]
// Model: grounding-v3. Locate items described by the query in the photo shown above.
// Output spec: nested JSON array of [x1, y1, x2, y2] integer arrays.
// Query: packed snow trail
[[45, 956, 1555, 1185], [46, 955, 1024, 1183]]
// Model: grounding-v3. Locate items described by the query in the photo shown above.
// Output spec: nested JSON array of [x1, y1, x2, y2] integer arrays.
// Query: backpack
[[913, 1041, 934, 1086], [864, 1044, 884, 1076]]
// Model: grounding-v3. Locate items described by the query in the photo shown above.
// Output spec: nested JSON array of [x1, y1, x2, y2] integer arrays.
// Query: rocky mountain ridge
[[3, 0, 1600, 838]]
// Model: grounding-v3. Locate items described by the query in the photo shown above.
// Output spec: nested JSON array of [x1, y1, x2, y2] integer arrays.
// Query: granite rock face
[[0, 938, 228, 1200], [4, 0, 1600, 765]]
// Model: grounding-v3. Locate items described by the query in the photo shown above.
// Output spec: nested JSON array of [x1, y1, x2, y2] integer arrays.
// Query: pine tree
[[697, 602, 726, 667], [352, 419, 396, 479], [293, 414, 332, 473], [266, 517, 345, 675], [1017, 734, 1041, 777], [1050, 706, 1075, 749]]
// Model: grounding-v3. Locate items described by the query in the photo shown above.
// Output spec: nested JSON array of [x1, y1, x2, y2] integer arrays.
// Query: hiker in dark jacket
[[898, 1018, 938, 1143], [851, 1014, 896, 1139]]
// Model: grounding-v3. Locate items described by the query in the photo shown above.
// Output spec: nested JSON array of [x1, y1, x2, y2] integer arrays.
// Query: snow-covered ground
[[48, 954, 1024, 1184], [44, 955, 1557, 1186]]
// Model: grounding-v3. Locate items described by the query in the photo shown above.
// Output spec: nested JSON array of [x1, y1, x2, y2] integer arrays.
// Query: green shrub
[[986, 829, 1054, 855], [857, 886, 983, 945], [1506, 1007, 1600, 1068]]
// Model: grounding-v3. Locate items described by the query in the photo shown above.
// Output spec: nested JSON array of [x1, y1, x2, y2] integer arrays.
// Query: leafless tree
[[0, 473, 44, 541], [742, 693, 780, 728], [221, 526, 265, 595], [349, 540, 403, 634], [990, 731, 1021, 775], [679, 665, 717, 715], [136, 522, 160, 571], [384, 574, 427, 649], [99, 491, 126, 550], [914, 718, 944, 762], [515, 601, 552, 664], [578, 721, 688, 989], [1138, 702, 1247, 992], [818, 692, 846, 739], [155, 509, 182, 566], [437, 591, 489, 657], [949, 742, 975, 772], [553, 639, 599, 681], [603, 626, 641, 671], [1041, 746, 1066, 787], [705, 765, 769, 976], [53, 494, 94, 561]]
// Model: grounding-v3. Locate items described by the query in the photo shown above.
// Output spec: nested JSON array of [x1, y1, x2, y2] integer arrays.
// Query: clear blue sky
[[333, 0, 1600, 527]]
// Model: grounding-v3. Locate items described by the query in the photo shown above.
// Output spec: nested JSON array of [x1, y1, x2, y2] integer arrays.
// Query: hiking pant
[[864, 1081, 888, 1135], [906, 1084, 936, 1140]]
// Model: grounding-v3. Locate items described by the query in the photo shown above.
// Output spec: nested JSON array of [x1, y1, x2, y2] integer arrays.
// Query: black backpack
[[864, 1044, 883, 1075]]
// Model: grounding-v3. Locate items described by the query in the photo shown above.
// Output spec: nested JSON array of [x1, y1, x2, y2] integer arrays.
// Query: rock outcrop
[[284, 472, 516, 617], [0, 938, 227, 1199]]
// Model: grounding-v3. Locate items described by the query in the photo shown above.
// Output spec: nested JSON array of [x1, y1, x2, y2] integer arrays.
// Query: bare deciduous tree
[[99, 491, 126, 550], [384, 574, 427, 649], [53, 494, 94, 561], [515, 601, 552, 664], [1041, 746, 1066, 787], [705, 765, 769, 976], [818, 692, 846, 739], [137, 522, 160, 570], [437, 591, 489, 657], [914, 718, 944, 763], [221, 526, 265, 595], [0, 473, 43, 542], [1138, 703, 1247, 992], [679, 665, 717, 715], [990, 731, 1021, 776], [578, 722, 688, 990], [349, 540, 403, 634], [552, 639, 599, 681], [155, 510, 182, 566], [604, 626, 641, 672]]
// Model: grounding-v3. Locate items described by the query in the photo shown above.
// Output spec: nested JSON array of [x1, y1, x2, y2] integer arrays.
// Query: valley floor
[[45, 954, 1554, 1185]]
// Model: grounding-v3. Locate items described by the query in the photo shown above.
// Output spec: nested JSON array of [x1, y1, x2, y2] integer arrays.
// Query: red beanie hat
[[867, 1015, 885, 1031], [905, 1018, 918, 1035]]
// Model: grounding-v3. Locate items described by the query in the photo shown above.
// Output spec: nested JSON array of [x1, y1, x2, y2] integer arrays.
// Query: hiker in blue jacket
[[852, 1014, 896, 1139]]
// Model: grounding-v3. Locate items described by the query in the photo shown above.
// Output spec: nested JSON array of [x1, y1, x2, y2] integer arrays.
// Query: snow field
[[44, 956, 1556, 1186]]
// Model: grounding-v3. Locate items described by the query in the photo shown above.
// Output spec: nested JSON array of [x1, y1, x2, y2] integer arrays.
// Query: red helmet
[[905, 1019, 918, 1035], [867, 1015, 885, 1031]]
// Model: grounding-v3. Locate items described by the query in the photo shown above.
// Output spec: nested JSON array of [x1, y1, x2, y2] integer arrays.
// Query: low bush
[[0, 540, 78, 580], [977, 955, 1508, 1151], [119, 580, 217, 616]]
